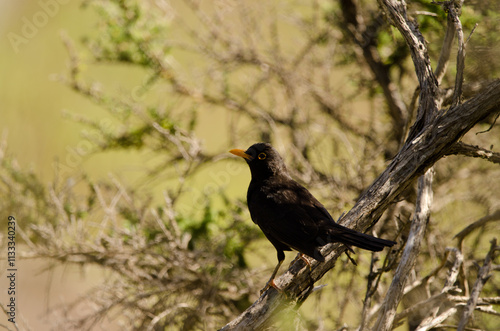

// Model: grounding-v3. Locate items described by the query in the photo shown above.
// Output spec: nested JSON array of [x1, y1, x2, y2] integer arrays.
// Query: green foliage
[[109, 124, 152, 149], [177, 198, 260, 268], [83, 0, 170, 66]]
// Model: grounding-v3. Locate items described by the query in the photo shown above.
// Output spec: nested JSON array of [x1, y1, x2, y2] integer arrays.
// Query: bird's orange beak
[[229, 149, 252, 160]]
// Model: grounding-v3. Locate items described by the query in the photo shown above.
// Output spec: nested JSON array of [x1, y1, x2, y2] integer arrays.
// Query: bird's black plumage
[[230, 143, 396, 292]]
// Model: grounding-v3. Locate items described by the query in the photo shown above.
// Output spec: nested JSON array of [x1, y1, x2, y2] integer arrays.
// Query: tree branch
[[457, 239, 498, 331], [340, 0, 407, 143], [411, 247, 463, 329], [377, 0, 440, 134], [454, 210, 500, 246], [374, 169, 434, 331], [434, 5, 457, 83], [446, 142, 500, 164], [448, 0, 466, 107]]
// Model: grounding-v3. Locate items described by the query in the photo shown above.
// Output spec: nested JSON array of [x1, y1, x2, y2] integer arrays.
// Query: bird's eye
[[258, 152, 266, 160]]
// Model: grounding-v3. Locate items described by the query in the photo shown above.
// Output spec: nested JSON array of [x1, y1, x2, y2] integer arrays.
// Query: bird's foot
[[260, 278, 282, 295]]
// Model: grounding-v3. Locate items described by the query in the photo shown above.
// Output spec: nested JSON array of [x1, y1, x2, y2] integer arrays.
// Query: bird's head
[[230, 143, 289, 180]]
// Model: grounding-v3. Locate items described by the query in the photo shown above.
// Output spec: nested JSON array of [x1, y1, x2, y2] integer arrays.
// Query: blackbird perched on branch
[[230, 143, 396, 293]]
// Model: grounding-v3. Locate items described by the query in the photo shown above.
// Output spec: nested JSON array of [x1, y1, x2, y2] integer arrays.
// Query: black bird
[[230, 143, 396, 293]]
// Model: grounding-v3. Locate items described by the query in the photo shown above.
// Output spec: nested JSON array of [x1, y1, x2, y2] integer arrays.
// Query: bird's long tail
[[327, 227, 396, 252]]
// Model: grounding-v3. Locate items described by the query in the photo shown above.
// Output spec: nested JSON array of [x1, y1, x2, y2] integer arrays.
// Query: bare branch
[[434, 8, 456, 84], [447, 0, 467, 107], [378, 0, 440, 134], [340, 0, 407, 142], [415, 306, 458, 331], [446, 142, 500, 165], [407, 247, 463, 328], [374, 169, 434, 331], [457, 238, 498, 331], [454, 210, 500, 245]]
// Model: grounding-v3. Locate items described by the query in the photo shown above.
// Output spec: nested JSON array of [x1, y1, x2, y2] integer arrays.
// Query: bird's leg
[[260, 259, 283, 295], [261, 250, 286, 295]]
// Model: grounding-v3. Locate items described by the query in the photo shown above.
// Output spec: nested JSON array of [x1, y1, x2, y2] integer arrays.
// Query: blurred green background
[[1, 2, 136, 330], [0, 1, 241, 329], [2, 1, 94, 179], [1, 1, 233, 182]]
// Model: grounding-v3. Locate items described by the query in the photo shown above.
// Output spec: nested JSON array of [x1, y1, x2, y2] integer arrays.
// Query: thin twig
[[454, 210, 500, 245]]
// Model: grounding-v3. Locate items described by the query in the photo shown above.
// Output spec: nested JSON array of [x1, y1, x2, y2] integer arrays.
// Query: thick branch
[[378, 0, 440, 139], [344, 79, 500, 231]]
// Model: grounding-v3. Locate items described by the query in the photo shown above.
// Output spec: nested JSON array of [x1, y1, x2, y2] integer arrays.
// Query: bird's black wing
[[247, 177, 333, 261], [248, 176, 396, 257]]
